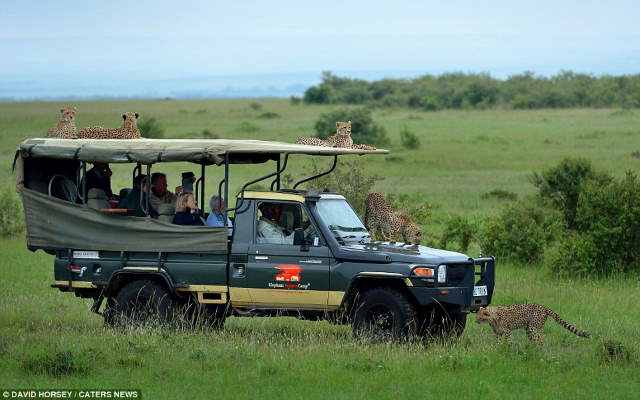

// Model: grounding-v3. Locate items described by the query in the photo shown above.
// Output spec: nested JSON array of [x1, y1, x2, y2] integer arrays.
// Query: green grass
[[1, 100, 640, 398]]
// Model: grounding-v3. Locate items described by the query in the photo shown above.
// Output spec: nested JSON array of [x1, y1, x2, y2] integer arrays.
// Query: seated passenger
[[149, 172, 180, 222], [84, 163, 116, 200], [87, 188, 110, 210], [172, 192, 204, 226], [205, 195, 233, 235], [118, 174, 153, 217], [256, 203, 294, 244]]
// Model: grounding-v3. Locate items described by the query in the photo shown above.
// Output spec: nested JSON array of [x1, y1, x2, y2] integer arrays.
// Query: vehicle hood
[[343, 242, 471, 264]]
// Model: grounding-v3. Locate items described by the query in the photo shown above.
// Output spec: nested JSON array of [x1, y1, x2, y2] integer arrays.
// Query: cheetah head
[[409, 226, 424, 245], [59, 107, 77, 123], [475, 307, 495, 324], [122, 112, 140, 124], [336, 121, 352, 136]]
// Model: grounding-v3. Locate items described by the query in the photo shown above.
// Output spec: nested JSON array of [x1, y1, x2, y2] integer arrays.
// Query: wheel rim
[[364, 304, 395, 336]]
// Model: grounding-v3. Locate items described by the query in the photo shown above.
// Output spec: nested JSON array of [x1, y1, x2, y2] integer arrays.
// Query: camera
[[181, 172, 195, 193]]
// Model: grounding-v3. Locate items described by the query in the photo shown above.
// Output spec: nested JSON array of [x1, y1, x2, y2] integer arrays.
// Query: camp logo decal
[[275, 265, 302, 282], [269, 265, 311, 290]]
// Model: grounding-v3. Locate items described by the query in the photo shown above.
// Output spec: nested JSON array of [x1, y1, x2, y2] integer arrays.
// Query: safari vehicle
[[15, 138, 495, 339]]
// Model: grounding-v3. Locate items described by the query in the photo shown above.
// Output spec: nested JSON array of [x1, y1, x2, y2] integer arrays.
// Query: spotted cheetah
[[47, 107, 77, 138], [78, 112, 141, 139], [365, 192, 424, 245], [476, 304, 591, 345], [296, 121, 376, 150]]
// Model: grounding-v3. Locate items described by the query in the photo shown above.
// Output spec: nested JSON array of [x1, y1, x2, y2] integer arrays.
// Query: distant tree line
[[303, 71, 640, 110]]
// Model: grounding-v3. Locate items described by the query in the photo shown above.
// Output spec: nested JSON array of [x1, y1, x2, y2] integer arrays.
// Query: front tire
[[109, 280, 175, 327], [352, 288, 418, 341]]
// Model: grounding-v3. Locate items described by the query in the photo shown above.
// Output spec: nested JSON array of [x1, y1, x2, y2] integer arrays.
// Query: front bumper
[[408, 257, 495, 312]]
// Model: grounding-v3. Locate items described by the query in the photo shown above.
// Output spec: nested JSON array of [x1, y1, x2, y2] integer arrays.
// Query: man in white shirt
[[256, 203, 294, 244]]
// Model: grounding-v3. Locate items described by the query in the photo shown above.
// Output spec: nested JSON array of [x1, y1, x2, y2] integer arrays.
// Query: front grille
[[446, 264, 471, 285]]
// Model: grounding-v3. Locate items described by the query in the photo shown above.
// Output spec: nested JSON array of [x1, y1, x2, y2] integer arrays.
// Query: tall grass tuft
[[0, 187, 24, 237]]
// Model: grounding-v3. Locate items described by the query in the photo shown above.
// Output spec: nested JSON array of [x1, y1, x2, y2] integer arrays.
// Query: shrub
[[249, 102, 263, 111], [420, 96, 441, 111], [201, 129, 219, 139], [237, 122, 259, 133], [138, 117, 165, 138], [195, 109, 208, 114], [385, 193, 432, 225], [290, 96, 302, 105], [440, 215, 478, 253], [314, 108, 390, 147], [550, 172, 640, 276], [257, 112, 280, 119], [481, 189, 518, 201], [480, 199, 561, 263], [0, 187, 24, 237], [531, 157, 611, 229], [399, 126, 420, 150], [305, 159, 383, 217]]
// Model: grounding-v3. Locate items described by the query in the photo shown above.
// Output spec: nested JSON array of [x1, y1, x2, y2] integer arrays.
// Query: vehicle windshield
[[315, 199, 369, 243]]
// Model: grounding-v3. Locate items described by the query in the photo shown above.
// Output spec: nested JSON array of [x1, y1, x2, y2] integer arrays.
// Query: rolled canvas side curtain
[[18, 187, 227, 252]]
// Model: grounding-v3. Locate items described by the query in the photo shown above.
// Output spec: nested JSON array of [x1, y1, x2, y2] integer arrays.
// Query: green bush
[[385, 193, 432, 225], [305, 160, 383, 217], [0, 187, 24, 237], [314, 108, 390, 147], [138, 117, 165, 138], [257, 112, 280, 119], [480, 199, 561, 263], [440, 215, 478, 253], [399, 126, 420, 150], [531, 157, 611, 229], [290, 96, 302, 105], [550, 172, 640, 276], [237, 122, 259, 133], [201, 129, 219, 139], [249, 102, 263, 111], [481, 189, 518, 201]]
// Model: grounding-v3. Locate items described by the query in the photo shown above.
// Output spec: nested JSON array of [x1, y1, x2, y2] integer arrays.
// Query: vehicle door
[[231, 200, 331, 309]]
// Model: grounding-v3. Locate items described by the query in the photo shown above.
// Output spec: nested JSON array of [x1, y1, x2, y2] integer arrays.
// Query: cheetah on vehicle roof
[[78, 112, 141, 139], [296, 121, 376, 150], [47, 107, 77, 139]]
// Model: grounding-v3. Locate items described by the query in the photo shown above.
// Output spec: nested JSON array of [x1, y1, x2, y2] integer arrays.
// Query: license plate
[[473, 285, 488, 296]]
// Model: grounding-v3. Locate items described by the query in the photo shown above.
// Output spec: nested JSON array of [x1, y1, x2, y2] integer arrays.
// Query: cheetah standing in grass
[[365, 192, 424, 245], [296, 121, 376, 150], [47, 107, 77, 138], [78, 112, 141, 139], [475, 304, 591, 345]]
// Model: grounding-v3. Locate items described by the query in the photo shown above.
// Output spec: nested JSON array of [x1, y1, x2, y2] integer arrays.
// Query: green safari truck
[[15, 138, 495, 339]]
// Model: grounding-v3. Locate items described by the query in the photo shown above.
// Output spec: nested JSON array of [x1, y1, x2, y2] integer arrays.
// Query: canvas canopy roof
[[17, 138, 389, 165]]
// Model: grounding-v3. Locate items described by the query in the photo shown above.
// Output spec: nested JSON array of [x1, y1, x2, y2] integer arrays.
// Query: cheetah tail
[[547, 309, 591, 338]]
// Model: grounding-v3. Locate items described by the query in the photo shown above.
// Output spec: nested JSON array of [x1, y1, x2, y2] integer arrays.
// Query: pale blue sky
[[1, 0, 638, 98]]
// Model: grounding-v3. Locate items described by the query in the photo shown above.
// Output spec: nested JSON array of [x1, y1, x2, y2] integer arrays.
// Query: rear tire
[[352, 288, 418, 341], [110, 280, 175, 327]]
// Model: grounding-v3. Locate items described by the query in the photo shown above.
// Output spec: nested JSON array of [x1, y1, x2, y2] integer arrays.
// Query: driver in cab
[[257, 203, 311, 245]]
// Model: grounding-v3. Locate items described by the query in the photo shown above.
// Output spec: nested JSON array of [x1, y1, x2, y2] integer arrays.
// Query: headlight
[[412, 267, 435, 278], [437, 265, 447, 283]]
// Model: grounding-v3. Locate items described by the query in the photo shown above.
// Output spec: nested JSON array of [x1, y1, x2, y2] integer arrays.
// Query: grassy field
[[0, 99, 639, 398]]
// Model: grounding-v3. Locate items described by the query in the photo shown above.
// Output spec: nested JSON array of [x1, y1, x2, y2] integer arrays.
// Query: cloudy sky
[[1, 0, 638, 98]]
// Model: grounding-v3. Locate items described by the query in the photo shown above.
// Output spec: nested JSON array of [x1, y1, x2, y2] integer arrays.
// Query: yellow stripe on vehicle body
[[230, 288, 345, 309], [54, 280, 96, 288]]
